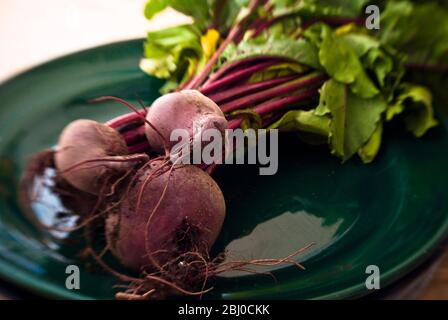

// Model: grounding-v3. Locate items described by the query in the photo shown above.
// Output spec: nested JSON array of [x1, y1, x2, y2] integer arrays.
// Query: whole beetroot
[[55, 119, 148, 195], [106, 160, 226, 271], [145, 90, 228, 154]]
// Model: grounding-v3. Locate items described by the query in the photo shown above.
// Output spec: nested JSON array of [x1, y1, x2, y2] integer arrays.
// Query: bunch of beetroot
[[21, 90, 232, 298], [22, 88, 305, 299]]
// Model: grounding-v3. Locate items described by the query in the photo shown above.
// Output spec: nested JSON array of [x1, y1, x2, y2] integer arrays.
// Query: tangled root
[[20, 137, 313, 300], [109, 217, 314, 300], [99, 156, 313, 300]]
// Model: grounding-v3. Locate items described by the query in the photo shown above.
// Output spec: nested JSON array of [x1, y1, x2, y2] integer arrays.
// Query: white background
[[0, 0, 187, 82]]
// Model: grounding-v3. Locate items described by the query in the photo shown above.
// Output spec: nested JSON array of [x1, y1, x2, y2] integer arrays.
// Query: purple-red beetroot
[[55, 119, 148, 195], [145, 90, 228, 153], [106, 160, 226, 271], [18, 75, 317, 299]]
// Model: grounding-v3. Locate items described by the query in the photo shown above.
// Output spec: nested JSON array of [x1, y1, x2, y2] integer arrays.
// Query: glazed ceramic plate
[[0, 40, 447, 300]]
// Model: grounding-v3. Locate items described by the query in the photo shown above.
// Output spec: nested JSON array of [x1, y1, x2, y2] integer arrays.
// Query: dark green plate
[[0, 40, 447, 300]]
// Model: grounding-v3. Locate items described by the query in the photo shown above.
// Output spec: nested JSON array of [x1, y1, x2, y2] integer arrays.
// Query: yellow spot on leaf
[[201, 29, 220, 59], [335, 23, 360, 36]]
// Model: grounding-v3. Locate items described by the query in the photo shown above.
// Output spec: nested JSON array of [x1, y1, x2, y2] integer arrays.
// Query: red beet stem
[[406, 63, 448, 72], [92, 96, 170, 154], [109, 74, 324, 147], [106, 110, 146, 129], [226, 88, 318, 129], [302, 16, 365, 29], [122, 125, 146, 145], [220, 72, 326, 112], [203, 56, 276, 87], [253, 88, 318, 115], [200, 60, 283, 95], [128, 140, 150, 154], [228, 118, 243, 130], [185, 0, 264, 90], [119, 87, 318, 151], [186, 28, 241, 90], [206, 75, 297, 105]]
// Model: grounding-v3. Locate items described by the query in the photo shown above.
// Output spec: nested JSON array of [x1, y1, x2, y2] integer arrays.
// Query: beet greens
[[111, 0, 447, 163]]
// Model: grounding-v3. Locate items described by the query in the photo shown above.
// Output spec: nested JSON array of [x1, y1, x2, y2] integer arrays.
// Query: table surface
[[0, 0, 190, 81], [0, 0, 446, 300], [420, 251, 448, 299]]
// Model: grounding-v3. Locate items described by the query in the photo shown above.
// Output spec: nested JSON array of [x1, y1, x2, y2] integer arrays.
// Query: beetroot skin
[[55, 119, 147, 195], [106, 160, 226, 271], [145, 90, 228, 153]]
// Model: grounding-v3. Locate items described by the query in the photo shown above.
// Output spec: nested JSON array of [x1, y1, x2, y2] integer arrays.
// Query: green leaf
[[230, 109, 263, 130], [140, 51, 176, 79], [272, 0, 369, 18], [338, 32, 406, 98], [318, 80, 347, 157], [305, 24, 380, 98], [365, 49, 393, 88], [315, 78, 337, 116], [358, 122, 383, 164], [405, 69, 448, 115], [144, 0, 170, 19], [318, 79, 387, 160], [387, 84, 438, 137], [220, 37, 321, 69], [269, 78, 386, 162], [249, 63, 307, 82], [144, 0, 253, 34], [268, 109, 331, 137], [210, 0, 250, 33], [144, 0, 210, 28], [340, 34, 399, 90], [340, 33, 379, 57], [261, 15, 303, 39], [379, 1, 448, 65], [144, 24, 200, 47], [140, 25, 203, 91]]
